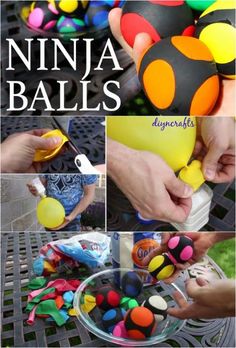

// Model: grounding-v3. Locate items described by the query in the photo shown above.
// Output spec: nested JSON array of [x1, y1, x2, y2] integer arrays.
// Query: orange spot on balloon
[[127, 329, 146, 340], [171, 36, 213, 61], [190, 75, 220, 116], [130, 307, 154, 326], [142, 59, 175, 110]]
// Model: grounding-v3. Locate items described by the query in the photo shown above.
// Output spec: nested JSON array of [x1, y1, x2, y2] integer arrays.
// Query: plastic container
[[18, 2, 110, 40], [172, 183, 213, 231], [73, 268, 186, 346]]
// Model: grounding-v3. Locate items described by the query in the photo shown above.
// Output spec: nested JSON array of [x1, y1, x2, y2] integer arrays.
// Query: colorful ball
[[186, 0, 216, 12], [195, 0, 236, 79], [96, 286, 121, 311], [120, 297, 139, 310], [121, 271, 143, 298], [84, 2, 111, 28], [142, 295, 167, 322], [148, 253, 175, 281], [28, 1, 58, 31], [102, 308, 126, 333], [124, 307, 156, 340], [49, 0, 89, 18], [167, 235, 194, 264], [112, 320, 129, 338], [121, 0, 195, 48], [98, 0, 125, 8], [56, 15, 86, 33], [137, 36, 220, 116]]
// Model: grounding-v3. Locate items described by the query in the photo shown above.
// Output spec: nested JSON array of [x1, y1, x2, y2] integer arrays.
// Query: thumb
[[133, 33, 153, 66], [202, 144, 224, 181], [166, 175, 193, 199], [30, 135, 63, 150], [185, 279, 202, 298]]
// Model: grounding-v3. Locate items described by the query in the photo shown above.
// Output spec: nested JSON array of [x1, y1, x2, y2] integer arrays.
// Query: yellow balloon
[[107, 116, 196, 172], [37, 197, 65, 229]]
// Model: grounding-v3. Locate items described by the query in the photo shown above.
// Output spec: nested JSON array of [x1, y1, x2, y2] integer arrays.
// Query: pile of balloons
[[23, 0, 124, 34], [121, 0, 235, 116]]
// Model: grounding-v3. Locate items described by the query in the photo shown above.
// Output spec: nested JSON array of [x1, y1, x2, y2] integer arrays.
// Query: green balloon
[[120, 297, 139, 310], [186, 0, 216, 11]]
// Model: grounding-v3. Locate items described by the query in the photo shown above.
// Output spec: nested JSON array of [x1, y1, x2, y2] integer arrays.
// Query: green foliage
[[208, 238, 235, 279]]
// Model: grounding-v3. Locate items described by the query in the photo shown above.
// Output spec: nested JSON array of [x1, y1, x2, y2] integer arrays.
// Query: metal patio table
[[1, 232, 235, 347]]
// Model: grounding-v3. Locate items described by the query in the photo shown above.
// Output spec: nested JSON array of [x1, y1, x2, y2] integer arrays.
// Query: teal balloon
[[186, 0, 216, 11]]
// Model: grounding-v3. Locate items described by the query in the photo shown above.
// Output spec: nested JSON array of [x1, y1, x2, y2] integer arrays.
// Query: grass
[[208, 238, 235, 279]]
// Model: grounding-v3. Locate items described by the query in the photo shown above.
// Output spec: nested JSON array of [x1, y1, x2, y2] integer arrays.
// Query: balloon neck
[[178, 160, 205, 192], [39, 193, 47, 199]]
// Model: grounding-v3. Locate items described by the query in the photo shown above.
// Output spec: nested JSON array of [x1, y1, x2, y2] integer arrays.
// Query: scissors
[[51, 117, 100, 175]]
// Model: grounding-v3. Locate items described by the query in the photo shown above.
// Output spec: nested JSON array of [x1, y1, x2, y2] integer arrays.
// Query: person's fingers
[[211, 79, 235, 116], [175, 262, 191, 271], [161, 232, 172, 246], [133, 33, 153, 65], [193, 139, 204, 158], [108, 8, 133, 57], [213, 163, 235, 183], [167, 197, 192, 223], [166, 175, 193, 199], [29, 135, 63, 150], [163, 270, 181, 284], [185, 279, 201, 298], [25, 128, 53, 136], [172, 291, 188, 308], [142, 246, 166, 266], [202, 144, 225, 181], [196, 277, 209, 287]]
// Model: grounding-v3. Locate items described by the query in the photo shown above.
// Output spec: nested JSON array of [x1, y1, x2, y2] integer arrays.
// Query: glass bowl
[[73, 268, 186, 346], [18, 1, 112, 40]]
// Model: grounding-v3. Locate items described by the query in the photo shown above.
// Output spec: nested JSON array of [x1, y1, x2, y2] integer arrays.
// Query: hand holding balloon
[[143, 232, 224, 284], [107, 139, 193, 224], [109, 8, 235, 116], [194, 117, 235, 183], [1, 129, 62, 173]]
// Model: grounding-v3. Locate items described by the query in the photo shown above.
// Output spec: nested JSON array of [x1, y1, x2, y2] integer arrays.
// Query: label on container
[[112, 232, 161, 285]]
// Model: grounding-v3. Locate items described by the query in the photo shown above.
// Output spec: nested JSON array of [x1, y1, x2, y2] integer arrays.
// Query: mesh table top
[[1, 232, 235, 347]]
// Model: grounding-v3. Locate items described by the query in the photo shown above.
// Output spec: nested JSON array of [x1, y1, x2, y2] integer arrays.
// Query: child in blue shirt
[[28, 174, 97, 231]]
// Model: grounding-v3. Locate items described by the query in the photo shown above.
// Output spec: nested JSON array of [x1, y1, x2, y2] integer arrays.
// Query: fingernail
[[184, 185, 193, 197], [204, 169, 215, 180], [51, 136, 62, 145]]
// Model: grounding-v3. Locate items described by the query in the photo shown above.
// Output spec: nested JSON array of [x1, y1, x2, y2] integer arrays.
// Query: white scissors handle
[[74, 154, 100, 175]]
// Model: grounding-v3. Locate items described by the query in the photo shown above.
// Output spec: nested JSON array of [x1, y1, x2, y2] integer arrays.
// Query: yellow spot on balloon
[[148, 255, 165, 273], [157, 265, 175, 280], [200, 0, 236, 17], [59, 0, 78, 13], [199, 23, 236, 64]]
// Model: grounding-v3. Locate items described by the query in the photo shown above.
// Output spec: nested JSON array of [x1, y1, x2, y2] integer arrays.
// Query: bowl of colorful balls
[[73, 267, 187, 346], [19, 0, 125, 38]]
